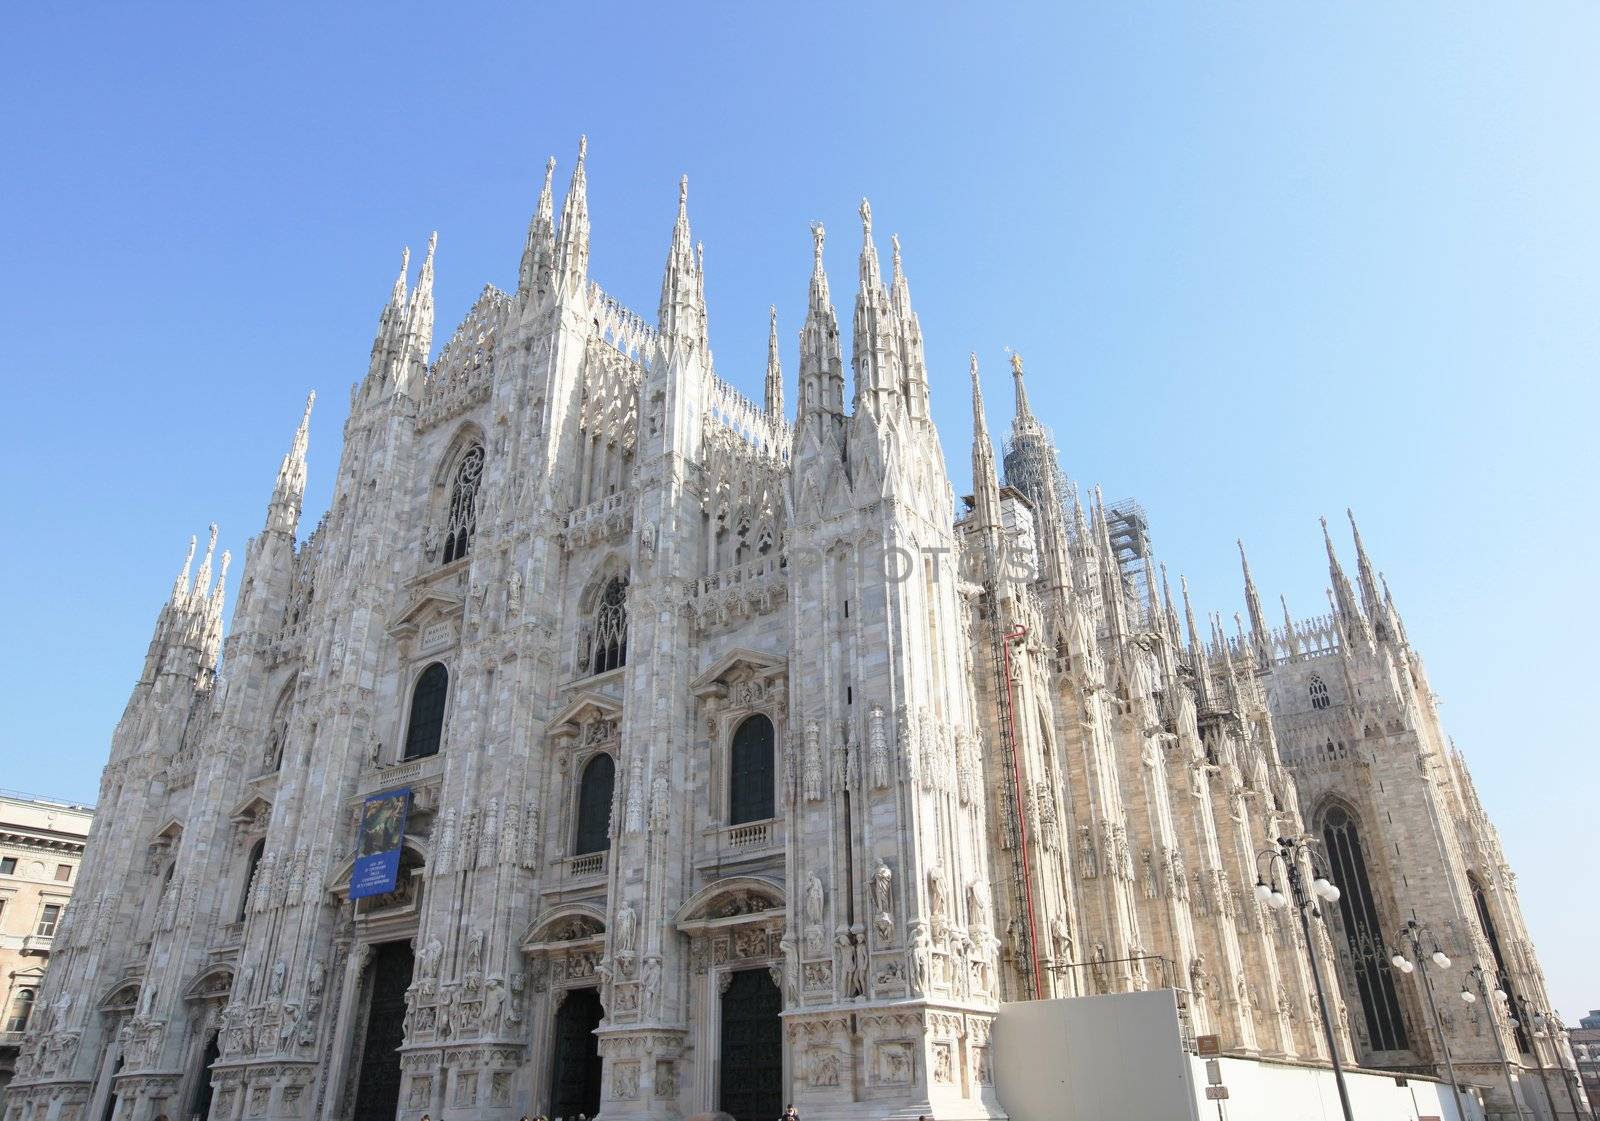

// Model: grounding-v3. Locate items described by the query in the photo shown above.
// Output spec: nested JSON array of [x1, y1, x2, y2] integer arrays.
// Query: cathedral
[[5, 138, 1574, 1121]]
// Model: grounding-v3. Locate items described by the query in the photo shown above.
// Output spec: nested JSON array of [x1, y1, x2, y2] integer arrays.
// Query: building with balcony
[[0, 791, 92, 1104]]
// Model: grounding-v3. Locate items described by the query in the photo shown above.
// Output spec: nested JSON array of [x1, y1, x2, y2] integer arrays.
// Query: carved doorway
[[352, 941, 413, 1121], [549, 986, 603, 1118], [719, 969, 783, 1121]]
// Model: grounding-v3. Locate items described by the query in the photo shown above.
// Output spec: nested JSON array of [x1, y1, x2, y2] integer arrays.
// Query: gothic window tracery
[[728, 714, 776, 826], [403, 663, 449, 760], [441, 443, 484, 565], [1470, 874, 1529, 1053], [574, 753, 615, 856], [585, 577, 628, 676], [1321, 805, 1409, 1051], [1309, 675, 1331, 711]]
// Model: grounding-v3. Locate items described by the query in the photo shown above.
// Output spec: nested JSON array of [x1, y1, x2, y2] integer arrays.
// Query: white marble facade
[[5, 140, 1568, 1121]]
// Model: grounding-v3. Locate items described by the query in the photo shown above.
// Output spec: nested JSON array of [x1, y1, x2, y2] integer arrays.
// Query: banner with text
[[350, 787, 411, 900]]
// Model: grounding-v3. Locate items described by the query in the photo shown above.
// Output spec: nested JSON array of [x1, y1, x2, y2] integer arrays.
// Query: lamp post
[[1509, 994, 1585, 1120], [1255, 835, 1355, 1121], [1546, 1019, 1596, 1121], [1390, 919, 1468, 1120], [1464, 964, 1527, 1119]]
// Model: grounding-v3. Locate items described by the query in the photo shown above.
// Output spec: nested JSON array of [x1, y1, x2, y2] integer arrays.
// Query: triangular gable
[[386, 589, 464, 637], [546, 691, 625, 735], [228, 793, 273, 826], [690, 648, 788, 697]]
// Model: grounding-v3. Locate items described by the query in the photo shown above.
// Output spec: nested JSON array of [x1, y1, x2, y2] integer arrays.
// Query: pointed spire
[[519, 156, 558, 294], [390, 245, 410, 309], [1011, 352, 1037, 423], [1182, 575, 1211, 705], [403, 232, 437, 363], [851, 198, 900, 417], [889, 233, 930, 420], [268, 392, 315, 536], [193, 524, 219, 605], [657, 175, 708, 355], [764, 305, 784, 420], [1160, 563, 1180, 645], [797, 222, 845, 429], [1380, 573, 1410, 646], [1280, 594, 1301, 657], [970, 354, 1003, 545], [1238, 539, 1271, 668], [1346, 509, 1391, 639], [1322, 516, 1371, 642], [555, 135, 590, 285], [172, 535, 198, 601]]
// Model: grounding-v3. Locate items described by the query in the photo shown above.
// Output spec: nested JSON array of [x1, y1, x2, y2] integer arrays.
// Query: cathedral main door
[[352, 941, 413, 1121], [718, 969, 783, 1121], [550, 986, 603, 1118]]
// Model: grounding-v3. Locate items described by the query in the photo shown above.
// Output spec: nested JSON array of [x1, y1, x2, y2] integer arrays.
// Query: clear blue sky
[[3, 5, 1595, 1016]]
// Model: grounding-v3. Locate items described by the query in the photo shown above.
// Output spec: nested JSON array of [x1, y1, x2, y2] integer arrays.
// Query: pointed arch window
[[1322, 806, 1409, 1051], [1471, 874, 1529, 1053], [264, 687, 293, 773], [403, 663, 449, 761], [1309, 675, 1331, 711], [588, 577, 628, 676], [238, 839, 265, 923], [442, 444, 484, 565], [574, 753, 615, 856], [729, 714, 776, 825]]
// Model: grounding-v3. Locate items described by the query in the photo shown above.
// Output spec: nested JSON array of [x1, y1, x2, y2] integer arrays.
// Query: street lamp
[[1389, 919, 1468, 1121], [1466, 964, 1528, 1119], [1256, 835, 1355, 1121], [1509, 993, 1590, 1120]]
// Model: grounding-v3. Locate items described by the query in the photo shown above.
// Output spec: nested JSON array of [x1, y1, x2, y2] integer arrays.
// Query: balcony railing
[[567, 852, 606, 878]]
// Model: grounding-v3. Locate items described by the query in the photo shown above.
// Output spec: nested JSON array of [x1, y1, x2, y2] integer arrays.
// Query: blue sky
[[3, 4, 1596, 1016]]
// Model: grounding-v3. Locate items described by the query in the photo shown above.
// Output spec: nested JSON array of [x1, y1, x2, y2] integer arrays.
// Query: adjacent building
[[0, 793, 93, 1104], [4, 141, 1576, 1121], [1572, 1011, 1600, 1112]]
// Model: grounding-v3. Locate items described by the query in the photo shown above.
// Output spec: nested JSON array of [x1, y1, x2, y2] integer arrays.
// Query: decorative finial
[[577, 134, 587, 160], [859, 198, 873, 235], [1010, 352, 1024, 376], [544, 156, 556, 183], [891, 233, 901, 266], [426, 231, 437, 257], [679, 175, 688, 207], [810, 222, 825, 260], [769, 304, 777, 325], [969, 352, 979, 378]]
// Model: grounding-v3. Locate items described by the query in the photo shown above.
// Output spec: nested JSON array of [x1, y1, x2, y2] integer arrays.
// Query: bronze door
[[719, 969, 783, 1121], [550, 986, 604, 1118], [352, 941, 414, 1121]]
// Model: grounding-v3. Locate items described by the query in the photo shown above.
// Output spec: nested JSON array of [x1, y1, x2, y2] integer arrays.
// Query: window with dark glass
[[588, 578, 628, 676], [1309, 675, 1331, 710], [238, 839, 265, 923], [1322, 806, 1409, 1051], [0, 857, 15, 875], [36, 904, 61, 937], [1472, 875, 1530, 1053], [728, 714, 776, 825], [573, 754, 616, 856], [403, 663, 449, 761], [5, 988, 34, 1032], [55, 863, 72, 882], [442, 444, 484, 565]]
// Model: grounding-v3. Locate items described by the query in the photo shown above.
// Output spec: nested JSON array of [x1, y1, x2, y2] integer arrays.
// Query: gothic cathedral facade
[[5, 140, 1570, 1121]]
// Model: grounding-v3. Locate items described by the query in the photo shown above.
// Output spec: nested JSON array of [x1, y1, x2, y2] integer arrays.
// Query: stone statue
[[614, 901, 638, 956], [804, 873, 825, 928], [872, 861, 893, 921], [927, 867, 948, 925]]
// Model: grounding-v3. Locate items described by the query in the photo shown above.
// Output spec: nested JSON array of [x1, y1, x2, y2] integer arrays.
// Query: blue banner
[[350, 788, 411, 900]]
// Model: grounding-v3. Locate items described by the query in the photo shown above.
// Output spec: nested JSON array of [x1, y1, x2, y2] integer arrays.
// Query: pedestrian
[[781, 1104, 801, 1121]]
